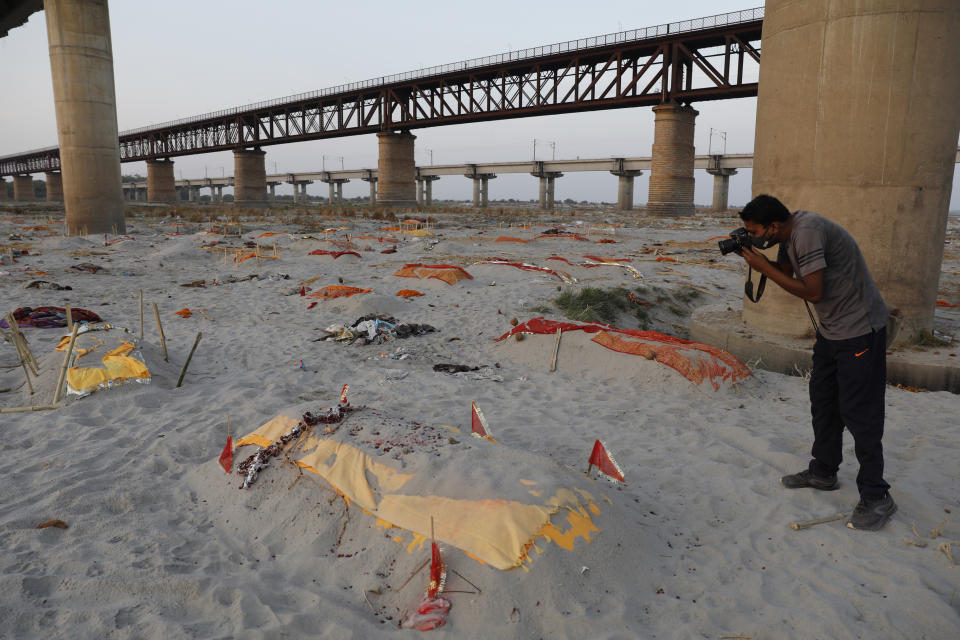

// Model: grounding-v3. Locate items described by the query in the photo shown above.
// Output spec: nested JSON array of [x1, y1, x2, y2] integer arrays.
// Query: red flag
[[300, 286, 306, 296], [471, 402, 491, 439], [588, 439, 625, 482], [218, 436, 233, 474], [427, 540, 445, 597], [339, 383, 349, 405]]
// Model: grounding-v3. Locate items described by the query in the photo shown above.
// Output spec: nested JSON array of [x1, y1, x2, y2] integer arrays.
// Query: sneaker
[[847, 493, 898, 531], [780, 469, 839, 491]]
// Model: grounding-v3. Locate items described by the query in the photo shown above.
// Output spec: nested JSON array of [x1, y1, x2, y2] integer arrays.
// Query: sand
[[1, 205, 958, 639]]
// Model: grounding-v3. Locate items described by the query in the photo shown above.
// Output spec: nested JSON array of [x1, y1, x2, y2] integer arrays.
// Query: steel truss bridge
[[0, 7, 763, 177]]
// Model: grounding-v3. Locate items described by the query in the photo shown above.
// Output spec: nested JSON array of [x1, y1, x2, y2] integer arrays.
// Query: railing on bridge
[[0, 6, 764, 174]]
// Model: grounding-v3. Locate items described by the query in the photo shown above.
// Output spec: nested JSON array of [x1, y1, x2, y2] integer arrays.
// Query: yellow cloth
[[233, 413, 601, 570], [66, 341, 150, 395]]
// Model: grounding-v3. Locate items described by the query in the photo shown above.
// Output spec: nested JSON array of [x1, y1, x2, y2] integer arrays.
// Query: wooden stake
[[6, 313, 38, 376], [139, 289, 144, 339], [64, 303, 73, 333], [0, 404, 63, 414], [175, 331, 202, 388], [789, 513, 846, 531], [550, 327, 562, 372], [52, 322, 80, 405], [152, 302, 168, 361]]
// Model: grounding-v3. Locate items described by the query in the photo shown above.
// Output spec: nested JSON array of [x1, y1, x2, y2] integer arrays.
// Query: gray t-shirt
[[777, 210, 888, 340]]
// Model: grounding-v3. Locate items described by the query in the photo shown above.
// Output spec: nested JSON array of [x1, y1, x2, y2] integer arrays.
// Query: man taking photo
[[736, 194, 896, 531]]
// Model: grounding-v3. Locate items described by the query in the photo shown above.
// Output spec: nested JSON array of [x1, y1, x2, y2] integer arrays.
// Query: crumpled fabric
[[25, 280, 72, 290], [321, 314, 436, 345], [2, 306, 102, 329], [401, 595, 451, 631]]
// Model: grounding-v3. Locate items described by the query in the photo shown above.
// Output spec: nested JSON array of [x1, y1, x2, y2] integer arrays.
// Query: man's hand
[[740, 246, 824, 303], [739, 246, 774, 274]]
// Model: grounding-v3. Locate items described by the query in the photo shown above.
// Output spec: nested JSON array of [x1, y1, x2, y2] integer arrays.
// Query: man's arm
[[740, 246, 823, 302]]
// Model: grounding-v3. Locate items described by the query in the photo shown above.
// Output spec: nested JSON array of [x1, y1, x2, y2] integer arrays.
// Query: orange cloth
[[591, 330, 751, 391], [396, 289, 425, 298], [307, 285, 372, 300], [175, 308, 193, 318], [494, 236, 529, 243], [393, 264, 472, 285], [935, 299, 956, 307]]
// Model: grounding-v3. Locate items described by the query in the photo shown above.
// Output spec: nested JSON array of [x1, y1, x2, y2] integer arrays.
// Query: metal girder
[[0, 12, 761, 174]]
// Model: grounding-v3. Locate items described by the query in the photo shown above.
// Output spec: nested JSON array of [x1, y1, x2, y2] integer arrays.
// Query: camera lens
[[718, 238, 739, 255]]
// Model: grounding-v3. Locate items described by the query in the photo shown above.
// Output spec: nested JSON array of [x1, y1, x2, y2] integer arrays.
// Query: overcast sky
[[1, 1, 957, 208]]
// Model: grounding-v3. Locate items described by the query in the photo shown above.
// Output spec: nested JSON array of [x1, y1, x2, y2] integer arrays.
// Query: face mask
[[751, 226, 775, 250]]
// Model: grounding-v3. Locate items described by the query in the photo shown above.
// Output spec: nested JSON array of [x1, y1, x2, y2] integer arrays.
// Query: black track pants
[[808, 327, 890, 500]]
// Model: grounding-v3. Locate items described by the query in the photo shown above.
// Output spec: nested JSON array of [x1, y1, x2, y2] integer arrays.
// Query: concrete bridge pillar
[[335, 180, 346, 203], [416, 178, 424, 206], [45, 171, 64, 202], [136, 187, 146, 201], [648, 103, 698, 217], [611, 169, 642, 210], [533, 172, 562, 209], [146, 159, 177, 202], [377, 130, 417, 206], [362, 175, 377, 206], [233, 148, 267, 207], [188, 185, 198, 202], [745, 0, 960, 340], [421, 176, 439, 207], [0, 179, 8, 200], [45, 0, 125, 234], [13, 175, 34, 201], [300, 182, 311, 203], [706, 164, 737, 212], [216, 185, 223, 203], [470, 174, 496, 208], [268, 182, 278, 202]]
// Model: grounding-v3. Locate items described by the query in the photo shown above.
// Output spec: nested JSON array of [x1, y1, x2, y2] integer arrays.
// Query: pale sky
[[1, 1, 957, 208]]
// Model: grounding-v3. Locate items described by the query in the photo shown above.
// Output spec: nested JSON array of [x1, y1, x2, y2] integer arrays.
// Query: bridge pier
[[377, 130, 417, 206], [45, 0, 125, 234], [648, 103, 698, 217], [268, 182, 278, 202], [45, 171, 63, 202], [706, 162, 736, 212], [233, 148, 267, 207], [743, 0, 960, 340], [0, 179, 7, 201], [469, 174, 496, 208], [13, 175, 34, 201], [362, 173, 377, 206], [187, 185, 198, 203], [610, 168, 642, 210], [422, 176, 439, 207], [146, 159, 177, 203], [288, 178, 312, 204], [533, 171, 562, 210]]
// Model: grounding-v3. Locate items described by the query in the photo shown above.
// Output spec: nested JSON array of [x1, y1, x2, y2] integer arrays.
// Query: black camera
[[718, 227, 752, 256]]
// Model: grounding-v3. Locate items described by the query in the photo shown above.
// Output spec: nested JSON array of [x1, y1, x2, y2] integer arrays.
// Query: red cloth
[[308, 249, 361, 259], [588, 440, 624, 482], [495, 317, 751, 390], [471, 402, 489, 438], [218, 437, 233, 473], [427, 541, 444, 598]]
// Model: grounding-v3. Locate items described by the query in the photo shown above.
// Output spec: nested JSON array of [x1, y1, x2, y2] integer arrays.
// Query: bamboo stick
[[152, 302, 168, 361], [65, 303, 73, 333], [0, 404, 63, 413], [550, 327, 562, 372], [7, 313, 38, 376], [139, 289, 144, 339], [175, 332, 202, 388], [789, 513, 846, 531], [52, 323, 80, 405]]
